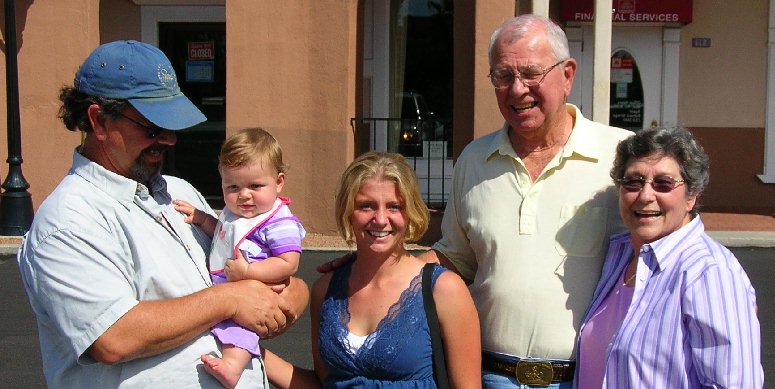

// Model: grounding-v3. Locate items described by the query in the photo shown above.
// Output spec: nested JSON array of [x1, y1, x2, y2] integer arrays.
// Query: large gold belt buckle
[[515, 360, 554, 386]]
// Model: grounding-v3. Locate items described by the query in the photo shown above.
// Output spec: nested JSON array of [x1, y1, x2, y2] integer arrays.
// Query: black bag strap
[[422, 263, 451, 389]]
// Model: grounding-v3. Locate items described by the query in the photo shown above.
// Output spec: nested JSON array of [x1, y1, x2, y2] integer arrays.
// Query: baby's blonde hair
[[219, 128, 287, 174]]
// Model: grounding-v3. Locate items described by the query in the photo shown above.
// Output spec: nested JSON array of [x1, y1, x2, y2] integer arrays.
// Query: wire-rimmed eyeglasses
[[488, 59, 567, 89], [617, 175, 686, 193], [117, 112, 165, 139]]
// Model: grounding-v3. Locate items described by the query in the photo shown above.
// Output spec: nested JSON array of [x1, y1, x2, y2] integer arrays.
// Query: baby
[[174, 127, 305, 388]]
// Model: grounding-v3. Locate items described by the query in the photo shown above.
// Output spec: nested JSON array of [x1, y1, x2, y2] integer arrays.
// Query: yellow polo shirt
[[433, 104, 631, 359]]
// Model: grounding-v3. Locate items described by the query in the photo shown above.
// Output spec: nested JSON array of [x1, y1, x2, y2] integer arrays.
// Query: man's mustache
[[141, 145, 171, 157]]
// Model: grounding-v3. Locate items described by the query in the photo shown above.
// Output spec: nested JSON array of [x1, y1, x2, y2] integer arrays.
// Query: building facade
[[1, 0, 774, 236]]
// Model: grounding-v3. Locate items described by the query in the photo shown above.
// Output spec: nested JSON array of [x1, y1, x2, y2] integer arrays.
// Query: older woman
[[575, 127, 763, 388]]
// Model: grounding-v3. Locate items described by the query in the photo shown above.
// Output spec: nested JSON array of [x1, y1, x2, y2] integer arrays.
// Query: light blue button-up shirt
[[17, 150, 267, 388]]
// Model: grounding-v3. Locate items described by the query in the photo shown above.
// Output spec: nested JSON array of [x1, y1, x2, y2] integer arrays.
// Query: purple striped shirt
[[576, 216, 763, 388]]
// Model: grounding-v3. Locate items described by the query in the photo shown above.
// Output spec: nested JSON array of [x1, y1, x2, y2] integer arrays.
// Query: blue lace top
[[318, 261, 446, 388]]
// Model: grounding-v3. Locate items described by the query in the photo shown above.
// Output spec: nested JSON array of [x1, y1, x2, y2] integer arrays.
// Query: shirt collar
[[641, 215, 705, 271], [484, 122, 514, 161], [484, 104, 602, 162], [70, 149, 166, 204], [560, 104, 603, 161]]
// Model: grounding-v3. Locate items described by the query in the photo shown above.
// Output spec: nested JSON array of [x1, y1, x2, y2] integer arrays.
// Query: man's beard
[[130, 145, 169, 184]]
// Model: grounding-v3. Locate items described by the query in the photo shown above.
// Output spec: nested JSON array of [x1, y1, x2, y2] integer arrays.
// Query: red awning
[[561, 0, 692, 24]]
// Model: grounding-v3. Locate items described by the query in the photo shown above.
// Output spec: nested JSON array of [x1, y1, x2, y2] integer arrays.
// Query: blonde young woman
[[264, 151, 481, 388]]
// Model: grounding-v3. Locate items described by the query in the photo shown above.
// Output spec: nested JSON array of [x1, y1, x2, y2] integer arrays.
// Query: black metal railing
[[350, 117, 452, 209]]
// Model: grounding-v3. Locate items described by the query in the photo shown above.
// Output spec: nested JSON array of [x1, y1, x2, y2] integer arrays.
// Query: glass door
[[158, 22, 226, 208], [570, 25, 664, 131]]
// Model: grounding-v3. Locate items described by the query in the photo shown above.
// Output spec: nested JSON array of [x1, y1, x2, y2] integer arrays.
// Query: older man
[[17, 40, 307, 388], [421, 15, 631, 388]]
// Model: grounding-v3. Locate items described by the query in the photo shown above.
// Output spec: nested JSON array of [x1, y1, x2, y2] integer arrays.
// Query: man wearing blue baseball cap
[[17, 40, 308, 388]]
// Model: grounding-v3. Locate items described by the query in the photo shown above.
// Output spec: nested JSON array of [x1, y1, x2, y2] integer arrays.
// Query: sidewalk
[[4, 211, 773, 254], [699, 211, 775, 248]]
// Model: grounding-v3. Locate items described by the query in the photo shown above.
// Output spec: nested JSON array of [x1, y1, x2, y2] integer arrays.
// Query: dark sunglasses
[[617, 175, 685, 193], [117, 112, 165, 138]]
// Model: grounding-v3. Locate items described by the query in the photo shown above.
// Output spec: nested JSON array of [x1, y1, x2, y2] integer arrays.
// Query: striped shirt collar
[[641, 215, 704, 272]]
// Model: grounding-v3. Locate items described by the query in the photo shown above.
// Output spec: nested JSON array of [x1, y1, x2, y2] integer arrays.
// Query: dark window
[[158, 22, 226, 208], [393, 0, 453, 158]]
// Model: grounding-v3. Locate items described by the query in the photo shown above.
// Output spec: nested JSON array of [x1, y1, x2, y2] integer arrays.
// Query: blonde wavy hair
[[335, 151, 429, 246]]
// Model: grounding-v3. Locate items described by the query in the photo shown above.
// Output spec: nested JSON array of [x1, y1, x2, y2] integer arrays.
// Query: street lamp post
[[0, 0, 33, 236]]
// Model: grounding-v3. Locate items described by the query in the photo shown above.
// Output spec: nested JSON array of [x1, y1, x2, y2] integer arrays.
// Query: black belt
[[482, 352, 575, 386]]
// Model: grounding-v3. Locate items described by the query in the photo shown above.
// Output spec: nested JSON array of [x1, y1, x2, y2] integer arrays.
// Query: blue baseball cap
[[74, 40, 206, 130]]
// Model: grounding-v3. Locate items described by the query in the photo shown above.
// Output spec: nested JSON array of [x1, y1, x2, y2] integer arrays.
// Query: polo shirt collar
[[485, 122, 515, 160], [559, 104, 602, 161], [485, 104, 603, 162]]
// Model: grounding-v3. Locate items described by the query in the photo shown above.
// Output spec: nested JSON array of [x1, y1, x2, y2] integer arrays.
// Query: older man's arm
[[418, 249, 471, 283], [89, 277, 309, 364]]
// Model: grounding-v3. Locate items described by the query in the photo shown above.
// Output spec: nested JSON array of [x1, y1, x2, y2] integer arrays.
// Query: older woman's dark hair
[[610, 127, 710, 215], [58, 86, 128, 133]]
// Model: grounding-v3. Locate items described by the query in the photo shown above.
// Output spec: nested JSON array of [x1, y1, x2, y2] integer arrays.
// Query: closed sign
[[188, 41, 215, 60]]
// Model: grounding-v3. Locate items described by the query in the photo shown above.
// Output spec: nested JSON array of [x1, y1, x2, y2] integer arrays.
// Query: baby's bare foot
[[201, 354, 242, 389]]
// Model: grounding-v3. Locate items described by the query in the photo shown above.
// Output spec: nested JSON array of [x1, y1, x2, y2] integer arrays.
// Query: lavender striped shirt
[[576, 216, 763, 388]]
